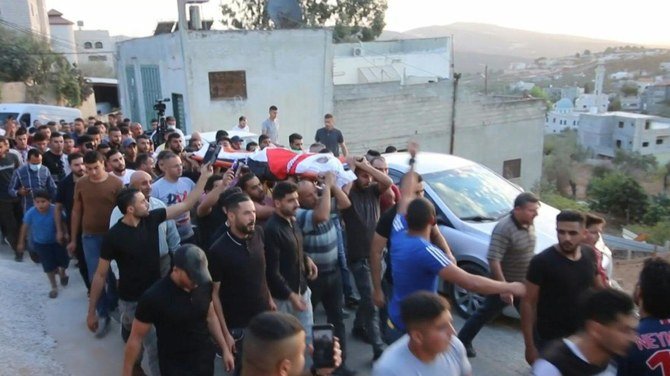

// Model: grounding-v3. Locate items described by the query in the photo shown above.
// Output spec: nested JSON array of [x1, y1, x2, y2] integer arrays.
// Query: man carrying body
[[238, 173, 274, 227], [315, 114, 348, 157], [341, 155, 393, 359], [521, 210, 604, 365], [151, 151, 196, 243], [208, 190, 274, 374], [373, 292, 472, 376], [261, 105, 279, 144], [289, 133, 304, 153], [617, 257, 670, 376], [458, 192, 540, 357], [123, 245, 230, 376], [532, 288, 636, 375], [67, 151, 124, 338], [296, 173, 355, 375], [265, 182, 318, 344]]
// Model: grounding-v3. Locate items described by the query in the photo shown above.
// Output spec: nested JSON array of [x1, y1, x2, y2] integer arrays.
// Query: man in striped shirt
[[386, 142, 526, 343], [296, 172, 355, 375], [458, 192, 539, 357]]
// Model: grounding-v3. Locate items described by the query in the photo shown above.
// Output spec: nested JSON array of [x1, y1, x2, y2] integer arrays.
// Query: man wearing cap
[[123, 244, 232, 376], [90, 163, 216, 375], [230, 136, 243, 151], [122, 138, 139, 169]]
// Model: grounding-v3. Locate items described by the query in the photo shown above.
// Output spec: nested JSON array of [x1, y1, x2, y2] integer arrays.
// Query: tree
[[612, 149, 657, 175], [0, 26, 90, 106], [542, 131, 587, 193], [220, 0, 388, 41], [621, 84, 639, 97], [583, 49, 591, 56], [588, 172, 648, 223]]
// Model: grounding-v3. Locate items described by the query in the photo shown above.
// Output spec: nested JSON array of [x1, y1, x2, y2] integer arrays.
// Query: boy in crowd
[[17, 190, 69, 298]]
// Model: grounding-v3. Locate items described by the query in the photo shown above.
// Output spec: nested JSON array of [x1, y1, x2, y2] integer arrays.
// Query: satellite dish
[[266, 0, 303, 28]]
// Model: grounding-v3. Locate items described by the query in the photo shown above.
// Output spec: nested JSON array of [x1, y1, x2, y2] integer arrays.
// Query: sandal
[[60, 275, 69, 286], [49, 290, 58, 299]]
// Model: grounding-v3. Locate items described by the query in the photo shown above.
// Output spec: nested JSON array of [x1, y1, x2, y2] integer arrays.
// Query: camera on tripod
[[151, 98, 171, 146], [153, 98, 170, 116]]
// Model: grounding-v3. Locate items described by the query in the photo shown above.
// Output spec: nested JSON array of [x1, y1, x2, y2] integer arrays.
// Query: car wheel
[[448, 262, 488, 319]]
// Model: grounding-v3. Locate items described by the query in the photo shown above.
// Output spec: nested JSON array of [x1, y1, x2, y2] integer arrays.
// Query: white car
[[384, 152, 560, 318], [185, 130, 258, 149]]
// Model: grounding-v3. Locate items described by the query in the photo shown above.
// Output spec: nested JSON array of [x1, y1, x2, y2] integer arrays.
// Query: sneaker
[[60, 275, 69, 287], [95, 316, 111, 338], [48, 290, 58, 299], [14, 253, 23, 262], [351, 327, 371, 344], [464, 342, 477, 358]]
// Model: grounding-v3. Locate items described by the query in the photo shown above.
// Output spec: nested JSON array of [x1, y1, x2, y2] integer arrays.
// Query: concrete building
[[641, 81, 670, 116], [545, 98, 580, 133], [74, 29, 115, 73], [578, 111, 670, 163], [47, 9, 77, 65], [575, 65, 609, 113], [0, 0, 49, 40]]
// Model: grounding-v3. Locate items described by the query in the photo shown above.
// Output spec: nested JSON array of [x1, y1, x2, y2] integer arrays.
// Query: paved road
[[27, 253, 530, 375]]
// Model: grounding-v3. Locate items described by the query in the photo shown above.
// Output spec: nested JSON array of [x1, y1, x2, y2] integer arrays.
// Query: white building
[[0, 0, 49, 40], [575, 65, 609, 113], [332, 38, 451, 85], [74, 29, 115, 71], [545, 98, 580, 133], [47, 9, 77, 65], [578, 111, 670, 163]]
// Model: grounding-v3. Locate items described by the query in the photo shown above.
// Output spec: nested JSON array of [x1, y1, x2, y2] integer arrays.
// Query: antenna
[[266, 0, 303, 28]]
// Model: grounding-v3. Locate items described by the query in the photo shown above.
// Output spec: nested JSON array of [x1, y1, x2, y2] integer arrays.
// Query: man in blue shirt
[[386, 141, 526, 342], [617, 257, 670, 376]]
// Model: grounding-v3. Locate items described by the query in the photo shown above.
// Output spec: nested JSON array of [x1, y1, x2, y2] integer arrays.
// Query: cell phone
[[203, 144, 221, 165], [312, 324, 335, 368]]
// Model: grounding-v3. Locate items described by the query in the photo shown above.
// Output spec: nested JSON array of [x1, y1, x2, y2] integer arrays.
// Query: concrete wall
[[333, 82, 545, 190], [74, 30, 115, 69], [452, 95, 546, 190], [50, 24, 77, 65], [0, 0, 49, 38]]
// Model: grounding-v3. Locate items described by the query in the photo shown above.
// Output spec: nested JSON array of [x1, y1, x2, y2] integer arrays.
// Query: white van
[[0, 103, 82, 128]]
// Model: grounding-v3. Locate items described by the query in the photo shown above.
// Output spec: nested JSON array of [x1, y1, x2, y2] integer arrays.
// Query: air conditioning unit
[[353, 47, 363, 57]]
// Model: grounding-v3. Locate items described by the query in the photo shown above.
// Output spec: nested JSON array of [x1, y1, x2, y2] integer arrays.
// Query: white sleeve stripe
[[392, 216, 403, 231], [425, 245, 451, 266]]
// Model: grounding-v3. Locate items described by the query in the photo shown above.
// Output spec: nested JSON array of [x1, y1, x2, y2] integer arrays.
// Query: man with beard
[[208, 189, 275, 375], [55, 153, 89, 291], [264, 182, 318, 344], [42, 132, 70, 183], [89, 163, 214, 375], [106, 149, 135, 185], [521, 210, 604, 366], [136, 135, 153, 154], [238, 173, 274, 227]]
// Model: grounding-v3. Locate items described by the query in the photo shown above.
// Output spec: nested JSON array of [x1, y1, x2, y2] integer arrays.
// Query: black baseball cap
[[172, 245, 212, 286]]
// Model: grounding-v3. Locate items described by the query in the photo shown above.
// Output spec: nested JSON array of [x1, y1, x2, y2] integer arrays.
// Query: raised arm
[[197, 168, 234, 218], [397, 141, 419, 216], [165, 163, 213, 221], [352, 157, 393, 194]]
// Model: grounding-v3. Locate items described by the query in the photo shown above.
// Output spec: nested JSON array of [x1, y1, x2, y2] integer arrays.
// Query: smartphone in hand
[[312, 324, 335, 368], [203, 144, 221, 165]]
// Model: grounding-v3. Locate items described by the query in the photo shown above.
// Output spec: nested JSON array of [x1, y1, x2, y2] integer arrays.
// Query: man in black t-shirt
[[314, 114, 348, 157], [124, 245, 230, 376], [0, 136, 21, 259], [521, 210, 604, 366], [42, 132, 69, 183], [87, 163, 214, 375], [208, 189, 273, 375]]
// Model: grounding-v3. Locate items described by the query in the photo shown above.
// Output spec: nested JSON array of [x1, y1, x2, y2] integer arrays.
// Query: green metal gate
[[125, 66, 141, 124], [140, 65, 162, 127]]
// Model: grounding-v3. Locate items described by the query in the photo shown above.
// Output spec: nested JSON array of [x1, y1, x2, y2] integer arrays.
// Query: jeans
[[0, 200, 19, 251], [82, 234, 118, 318], [349, 259, 385, 350], [383, 318, 406, 345], [458, 294, 521, 346], [119, 299, 160, 376], [275, 287, 314, 345], [333, 218, 355, 300], [309, 270, 347, 364]]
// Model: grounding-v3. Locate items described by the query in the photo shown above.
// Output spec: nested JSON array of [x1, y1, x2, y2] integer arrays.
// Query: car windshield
[[423, 164, 522, 221], [0, 112, 19, 124]]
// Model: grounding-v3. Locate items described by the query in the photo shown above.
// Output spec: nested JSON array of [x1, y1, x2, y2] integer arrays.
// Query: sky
[[45, 0, 670, 46]]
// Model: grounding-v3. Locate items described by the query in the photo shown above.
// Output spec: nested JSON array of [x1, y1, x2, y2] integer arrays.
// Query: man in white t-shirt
[[373, 291, 472, 376], [106, 149, 135, 186], [231, 115, 250, 133], [151, 151, 195, 243]]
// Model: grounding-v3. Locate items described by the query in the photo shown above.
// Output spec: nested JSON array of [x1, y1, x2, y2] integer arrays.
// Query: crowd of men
[[1, 108, 669, 376]]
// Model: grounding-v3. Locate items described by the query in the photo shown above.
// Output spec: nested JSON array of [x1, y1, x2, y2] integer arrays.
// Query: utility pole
[[450, 72, 461, 155]]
